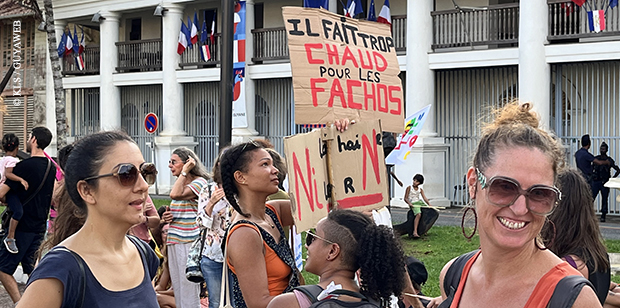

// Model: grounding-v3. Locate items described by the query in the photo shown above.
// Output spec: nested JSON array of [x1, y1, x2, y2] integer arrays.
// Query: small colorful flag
[[588, 10, 606, 33], [192, 12, 199, 45], [200, 18, 211, 61], [57, 32, 67, 57], [303, 0, 328, 9], [79, 28, 85, 54], [561, 3, 574, 16], [611, 0, 618, 8], [345, 0, 363, 18], [572, 0, 586, 6], [72, 25, 80, 55], [178, 21, 190, 55], [65, 29, 73, 56], [368, 0, 377, 21], [377, 0, 392, 25], [187, 17, 196, 48], [210, 11, 216, 46], [75, 53, 85, 70]]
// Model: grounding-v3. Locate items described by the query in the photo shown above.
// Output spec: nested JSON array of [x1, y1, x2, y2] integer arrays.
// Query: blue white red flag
[[367, 0, 377, 21], [611, 0, 618, 8], [345, 0, 363, 18], [210, 11, 216, 45], [79, 28, 85, 54], [303, 0, 328, 9], [178, 21, 190, 55], [200, 18, 211, 61], [65, 29, 73, 56], [572, 0, 586, 6], [377, 0, 392, 25], [72, 25, 80, 54], [191, 13, 199, 45], [588, 10, 606, 33]]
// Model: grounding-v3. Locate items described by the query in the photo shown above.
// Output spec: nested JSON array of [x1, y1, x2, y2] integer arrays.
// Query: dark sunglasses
[[83, 162, 158, 187], [476, 168, 561, 216], [305, 230, 335, 246]]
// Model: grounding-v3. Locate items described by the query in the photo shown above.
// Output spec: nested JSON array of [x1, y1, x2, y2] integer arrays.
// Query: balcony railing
[[252, 27, 289, 63], [393, 15, 406, 53], [548, 0, 620, 41], [62, 47, 100, 75], [179, 34, 221, 68], [432, 3, 519, 50], [116, 39, 162, 72]]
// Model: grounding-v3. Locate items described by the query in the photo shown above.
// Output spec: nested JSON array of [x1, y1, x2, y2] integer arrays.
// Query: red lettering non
[[357, 49, 373, 69], [388, 85, 402, 115], [364, 82, 376, 111], [305, 43, 324, 64], [326, 44, 340, 65], [376, 84, 389, 113], [310, 78, 327, 107], [341, 46, 359, 68], [328, 79, 347, 108], [373, 52, 388, 72], [346, 80, 362, 109]]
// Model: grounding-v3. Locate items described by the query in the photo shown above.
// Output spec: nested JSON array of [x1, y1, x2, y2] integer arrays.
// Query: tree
[[16, 0, 67, 150]]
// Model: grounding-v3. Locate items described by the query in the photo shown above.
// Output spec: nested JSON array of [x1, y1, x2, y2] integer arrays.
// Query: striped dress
[[167, 177, 208, 244]]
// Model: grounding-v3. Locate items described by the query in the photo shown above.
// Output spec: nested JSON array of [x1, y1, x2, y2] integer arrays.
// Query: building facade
[[43, 0, 619, 212]]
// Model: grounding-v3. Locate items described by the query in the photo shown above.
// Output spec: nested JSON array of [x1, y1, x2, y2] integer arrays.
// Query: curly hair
[[219, 141, 264, 217], [473, 101, 566, 181], [2, 133, 19, 152], [543, 169, 609, 273], [172, 147, 211, 180], [324, 210, 406, 306]]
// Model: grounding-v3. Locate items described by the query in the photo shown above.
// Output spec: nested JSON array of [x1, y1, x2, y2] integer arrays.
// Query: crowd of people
[[0, 103, 618, 308]]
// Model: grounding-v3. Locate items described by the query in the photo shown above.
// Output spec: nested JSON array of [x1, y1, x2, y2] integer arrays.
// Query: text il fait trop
[[286, 17, 402, 116]]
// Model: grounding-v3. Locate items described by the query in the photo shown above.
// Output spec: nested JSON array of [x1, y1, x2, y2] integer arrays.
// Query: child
[[0, 133, 29, 253], [403, 174, 431, 238]]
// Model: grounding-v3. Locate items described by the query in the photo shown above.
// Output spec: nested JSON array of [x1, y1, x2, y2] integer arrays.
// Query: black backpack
[[295, 285, 380, 308], [438, 250, 594, 308]]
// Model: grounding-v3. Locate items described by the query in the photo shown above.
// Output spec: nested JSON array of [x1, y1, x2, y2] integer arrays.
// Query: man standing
[[592, 142, 620, 222], [0, 127, 56, 304], [575, 134, 609, 187]]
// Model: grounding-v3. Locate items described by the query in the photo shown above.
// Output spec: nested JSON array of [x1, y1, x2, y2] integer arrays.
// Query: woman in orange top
[[437, 102, 601, 308]]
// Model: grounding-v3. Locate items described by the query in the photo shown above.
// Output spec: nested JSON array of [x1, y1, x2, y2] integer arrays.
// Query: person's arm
[[144, 196, 160, 229], [266, 199, 294, 227], [267, 293, 301, 308], [404, 186, 412, 207], [155, 262, 172, 292], [4, 167, 28, 190], [228, 226, 274, 308], [16, 278, 63, 308], [205, 187, 226, 217], [606, 283, 620, 307], [612, 159, 620, 178], [401, 267, 425, 308], [420, 188, 431, 207], [169, 157, 200, 200], [571, 285, 603, 308], [438, 258, 457, 300], [593, 157, 611, 166]]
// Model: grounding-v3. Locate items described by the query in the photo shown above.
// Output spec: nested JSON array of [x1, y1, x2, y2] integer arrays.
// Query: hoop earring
[[461, 203, 477, 240], [536, 218, 556, 250]]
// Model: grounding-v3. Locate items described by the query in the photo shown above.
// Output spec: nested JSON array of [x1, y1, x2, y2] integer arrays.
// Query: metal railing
[[432, 3, 519, 49], [116, 39, 162, 72], [252, 27, 289, 63], [179, 34, 221, 68], [548, 0, 620, 41], [62, 47, 100, 75], [392, 15, 406, 54]]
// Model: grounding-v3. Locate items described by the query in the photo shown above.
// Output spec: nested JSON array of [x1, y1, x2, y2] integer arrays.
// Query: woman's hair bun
[[489, 101, 540, 130]]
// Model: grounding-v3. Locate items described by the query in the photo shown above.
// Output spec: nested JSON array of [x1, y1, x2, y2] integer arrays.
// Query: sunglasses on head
[[476, 168, 561, 216], [83, 162, 158, 187], [305, 230, 335, 246]]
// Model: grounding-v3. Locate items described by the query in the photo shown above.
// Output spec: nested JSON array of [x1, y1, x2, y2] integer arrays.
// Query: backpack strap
[[329, 289, 370, 301], [438, 250, 479, 308], [547, 275, 594, 308], [53, 247, 86, 308], [294, 285, 325, 303]]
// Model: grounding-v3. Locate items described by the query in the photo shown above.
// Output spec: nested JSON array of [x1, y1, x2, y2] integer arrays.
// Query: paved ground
[[1, 206, 619, 306]]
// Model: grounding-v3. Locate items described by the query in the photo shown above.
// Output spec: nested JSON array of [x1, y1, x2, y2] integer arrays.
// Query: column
[[99, 11, 121, 130], [519, 1, 550, 129], [155, 3, 197, 195], [45, 20, 67, 155], [391, 0, 449, 208], [233, 0, 259, 142], [329, 0, 337, 12]]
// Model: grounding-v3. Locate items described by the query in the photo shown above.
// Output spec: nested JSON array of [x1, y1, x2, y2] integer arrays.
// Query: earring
[[461, 201, 477, 240]]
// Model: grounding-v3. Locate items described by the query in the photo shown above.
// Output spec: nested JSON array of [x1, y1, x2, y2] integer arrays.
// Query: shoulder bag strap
[[22, 159, 52, 206], [438, 250, 479, 308], [53, 247, 86, 308], [547, 275, 594, 308], [220, 239, 233, 307]]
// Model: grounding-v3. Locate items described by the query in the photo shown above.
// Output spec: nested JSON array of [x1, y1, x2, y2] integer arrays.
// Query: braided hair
[[323, 210, 406, 306], [219, 141, 264, 217], [2, 133, 19, 152]]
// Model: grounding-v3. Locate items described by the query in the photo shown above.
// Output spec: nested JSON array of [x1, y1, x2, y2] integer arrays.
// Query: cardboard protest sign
[[282, 7, 404, 133], [325, 119, 388, 211], [283, 129, 330, 232], [385, 104, 431, 165]]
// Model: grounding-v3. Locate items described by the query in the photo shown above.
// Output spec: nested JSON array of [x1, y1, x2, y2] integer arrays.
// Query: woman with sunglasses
[[267, 210, 407, 308], [437, 102, 601, 308], [543, 169, 611, 306], [163, 147, 211, 308], [18, 131, 160, 307]]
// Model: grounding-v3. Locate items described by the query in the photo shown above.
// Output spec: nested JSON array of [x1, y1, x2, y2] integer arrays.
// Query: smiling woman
[[17, 131, 160, 308]]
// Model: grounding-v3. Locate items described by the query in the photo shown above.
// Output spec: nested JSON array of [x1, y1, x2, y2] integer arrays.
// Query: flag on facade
[[303, 0, 328, 9], [75, 53, 85, 70], [611, 0, 618, 8], [345, 0, 363, 18], [65, 29, 73, 56], [210, 11, 216, 45], [561, 3, 574, 16], [187, 17, 196, 48], [367, 0, 377, 21], [72, 25, 80, 54], [200, 18, 211, 61], [588, 10, 606, 33], [377, 0, 392, 25], [57, 32, 67, 57], [572, 0, 586, 6], [233, 40, 246, 63], [192, 12, 199, 45], [178, 21, 190, 55], [79, 28, 86, 54]]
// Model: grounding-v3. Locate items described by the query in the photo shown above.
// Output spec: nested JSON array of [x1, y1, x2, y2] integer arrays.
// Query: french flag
[[377, 0, 391, 25], [191, 13, 199, 45], [65, 29, 73, 56], [177, 21, 190, 55], [210, 12, 216, 46], [76, 54, 85, 70], [233, 39, 246, 63], [588, 10, 606, 33], [78, 28, 86, 54], [345, 0, 363, 18]]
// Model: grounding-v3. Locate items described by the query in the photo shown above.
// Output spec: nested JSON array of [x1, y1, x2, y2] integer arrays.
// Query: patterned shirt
[[167, 177, 208, 245]]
